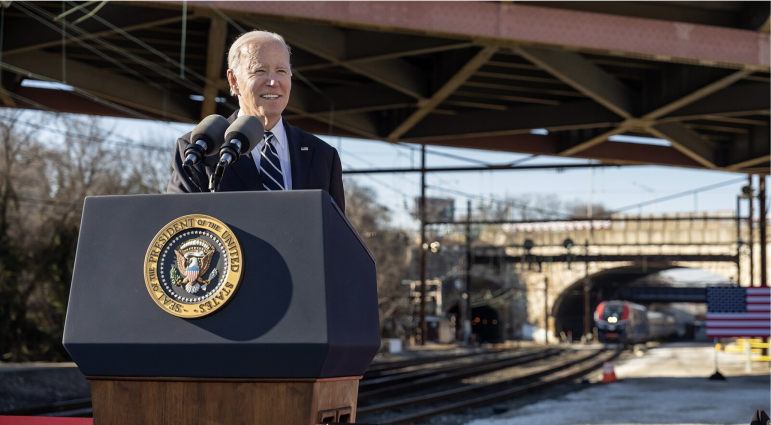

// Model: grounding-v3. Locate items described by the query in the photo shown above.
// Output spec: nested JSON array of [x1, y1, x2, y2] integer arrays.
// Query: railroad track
[[365, 347, 506, 379], [0, 346, 521, 418], [1, 346, 611, 423], [357, 348, 619, 424], [0, 398, 93, 418], [359, 348, 561, 398]]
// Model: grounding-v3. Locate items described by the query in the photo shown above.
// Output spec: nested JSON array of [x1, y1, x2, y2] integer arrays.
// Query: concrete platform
[[467, 342, 770, 425]]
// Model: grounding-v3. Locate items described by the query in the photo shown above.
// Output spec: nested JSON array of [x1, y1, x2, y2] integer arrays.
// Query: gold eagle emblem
[[173, 239, 215, 294]]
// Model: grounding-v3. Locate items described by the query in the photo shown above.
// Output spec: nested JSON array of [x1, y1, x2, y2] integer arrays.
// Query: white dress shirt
[[236, 111, 292, 190]]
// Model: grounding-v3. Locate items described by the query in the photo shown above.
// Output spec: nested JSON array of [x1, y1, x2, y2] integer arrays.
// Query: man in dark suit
[[167, 30, 345, 214]]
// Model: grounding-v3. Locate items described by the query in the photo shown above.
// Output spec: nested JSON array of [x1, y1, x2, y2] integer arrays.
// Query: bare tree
[[0, 111, 172, 361], [344, 179, 412, 336], [564, 199, 612, 219]]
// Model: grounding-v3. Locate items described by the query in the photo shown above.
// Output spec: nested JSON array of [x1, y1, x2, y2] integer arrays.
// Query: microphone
[[182, 114, 229, 191], [210, 115, 265, 192]]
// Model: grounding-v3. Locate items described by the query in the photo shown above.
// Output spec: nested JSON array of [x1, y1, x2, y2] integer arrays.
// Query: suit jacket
[[166, 112, 345, 214]]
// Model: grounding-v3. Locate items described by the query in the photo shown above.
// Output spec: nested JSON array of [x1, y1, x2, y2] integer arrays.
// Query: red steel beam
[[14, 87, 186, 122], [578, 141, 702, 168], [279, 118, 372, 140], [420, 133, 704, 169], [182, 1, 770, 70]]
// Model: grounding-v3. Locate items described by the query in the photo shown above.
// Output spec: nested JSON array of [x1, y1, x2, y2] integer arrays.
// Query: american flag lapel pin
[[301, 147, 308, 151]]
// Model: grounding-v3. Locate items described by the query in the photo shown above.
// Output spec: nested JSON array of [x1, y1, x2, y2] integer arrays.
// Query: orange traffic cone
[[601, 361, 617, 383]]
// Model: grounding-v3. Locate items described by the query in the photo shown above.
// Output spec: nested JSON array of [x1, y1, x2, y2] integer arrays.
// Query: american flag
[[706, 286, 770, 338]]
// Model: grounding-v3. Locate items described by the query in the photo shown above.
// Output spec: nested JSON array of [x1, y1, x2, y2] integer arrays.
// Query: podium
[[63, 190, 380, 424]]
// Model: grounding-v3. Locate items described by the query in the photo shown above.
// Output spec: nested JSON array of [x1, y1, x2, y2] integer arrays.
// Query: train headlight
[[608, 317, 618, 324]]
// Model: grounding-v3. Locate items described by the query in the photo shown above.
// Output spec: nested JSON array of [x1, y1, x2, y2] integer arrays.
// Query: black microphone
[[182, 114, 229, 191], [210, 115, 265, 192]]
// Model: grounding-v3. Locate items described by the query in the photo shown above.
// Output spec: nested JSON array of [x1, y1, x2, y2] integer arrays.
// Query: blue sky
[[106, 115, 759, 230]]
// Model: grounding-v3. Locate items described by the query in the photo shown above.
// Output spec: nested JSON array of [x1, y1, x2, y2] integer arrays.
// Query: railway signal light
[[563, 238, 574, 269]]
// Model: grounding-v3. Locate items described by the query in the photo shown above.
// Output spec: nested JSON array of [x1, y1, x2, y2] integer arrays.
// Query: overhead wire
[[61, 0, 230, 96], [19, 1, 242, 113], [0, 116, 171, 152], [343, 148, 415, 201], [343, 141, 583, 220], [425, 183, 572, 220], [15, 1, 167, 92], [4, 5, 199, 132], [597, 177, 748, 218], [54, 1, 98, 21], [70, 0, 106, 26]]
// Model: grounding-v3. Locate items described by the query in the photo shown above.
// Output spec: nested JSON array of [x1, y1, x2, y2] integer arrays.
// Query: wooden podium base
[[89, 376, 360, 425]]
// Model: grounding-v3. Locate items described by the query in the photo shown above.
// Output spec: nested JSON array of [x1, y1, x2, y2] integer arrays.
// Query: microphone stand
[[209, 139, 243, 192], [184, 162, 206, 192], [183, 141, 211, 193]]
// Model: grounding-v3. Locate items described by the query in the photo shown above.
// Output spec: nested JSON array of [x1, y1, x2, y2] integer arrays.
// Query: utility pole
[[736, 195, 742, 285], [457, 257, 464, 343], [583, 240, 591, 342], [760, 176, 767, 287], [464, 199, 472, 344], [761, 176, 769, 356], [419, 145, 427, 345], [544, 276, 549, 345], [749, 174, 755, 287]]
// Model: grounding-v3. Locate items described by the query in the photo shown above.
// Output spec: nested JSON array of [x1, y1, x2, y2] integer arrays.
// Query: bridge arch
[[552, 263, 679, 338]]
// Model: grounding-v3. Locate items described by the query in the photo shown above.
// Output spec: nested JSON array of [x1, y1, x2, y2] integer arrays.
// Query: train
[[594, 300, 677, 345]]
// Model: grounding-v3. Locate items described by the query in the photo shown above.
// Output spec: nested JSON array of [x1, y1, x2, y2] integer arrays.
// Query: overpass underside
[[2, 1, 769, 173]]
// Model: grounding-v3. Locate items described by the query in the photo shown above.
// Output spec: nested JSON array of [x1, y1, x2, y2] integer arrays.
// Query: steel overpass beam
[[243, 18, 427, 100], [516, 47, 637, 119], [197, 1, 770, 70], [403, 100, 619, 140], [649, 122, 718, 169], [729, 155, 771, 171], [305, 84, 414, 115], [658, 82, 771, 121], [201, 17, 228, 119], [295, 41, 474, 72], [513, 46, 639, 158], [5, 51, 191, 122], [287, 86, 380, 139], [643, 69, 754, 120], [559, 70, 759, 162], [388, 46, 498, 141]]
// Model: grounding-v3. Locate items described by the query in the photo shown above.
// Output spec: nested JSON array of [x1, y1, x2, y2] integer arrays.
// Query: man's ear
[[227, 69, 240, 96]]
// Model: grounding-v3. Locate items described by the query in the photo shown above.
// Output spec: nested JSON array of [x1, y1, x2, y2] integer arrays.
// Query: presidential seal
[[144, 214, 244, 318]]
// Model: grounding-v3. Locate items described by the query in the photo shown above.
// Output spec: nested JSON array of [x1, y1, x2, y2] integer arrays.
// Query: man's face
[[228, 38, 291, 130]]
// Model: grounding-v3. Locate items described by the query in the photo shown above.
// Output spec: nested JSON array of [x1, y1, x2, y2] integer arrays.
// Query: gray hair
[[227, 30, 292, 96]]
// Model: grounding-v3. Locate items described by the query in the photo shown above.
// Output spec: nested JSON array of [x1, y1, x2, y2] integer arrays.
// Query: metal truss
[[2, 1, 768, 173]]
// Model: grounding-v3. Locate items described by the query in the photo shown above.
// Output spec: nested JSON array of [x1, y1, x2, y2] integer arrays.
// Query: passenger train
[[594, 300, 677, 345]]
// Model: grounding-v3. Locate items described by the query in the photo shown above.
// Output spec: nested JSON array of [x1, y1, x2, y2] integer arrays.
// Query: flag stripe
[[707, 313, 771, 319], [707, 321, 770, 327], [747, 305, 771, 311], [707, 329, 771, 336]]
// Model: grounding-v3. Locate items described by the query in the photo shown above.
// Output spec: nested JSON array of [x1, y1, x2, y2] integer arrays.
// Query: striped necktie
[[259, 131, 284, 191]]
